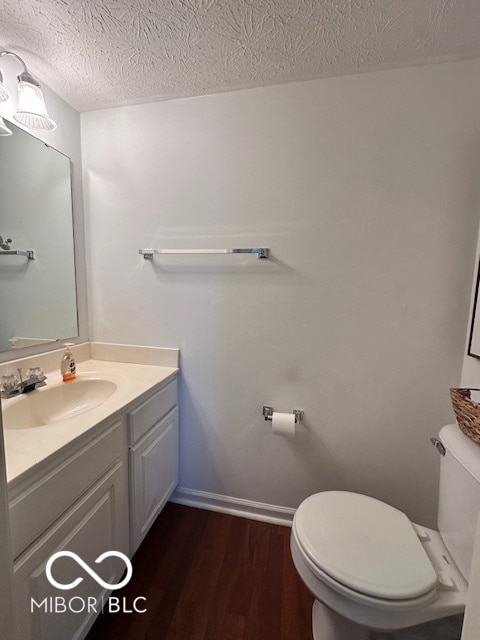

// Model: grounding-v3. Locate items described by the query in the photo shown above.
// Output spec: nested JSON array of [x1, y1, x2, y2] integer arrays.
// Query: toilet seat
[[293, 491, 438, 603]]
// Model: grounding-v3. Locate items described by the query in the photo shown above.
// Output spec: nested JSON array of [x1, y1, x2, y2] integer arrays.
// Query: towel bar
[[139, 247, 269, 260]]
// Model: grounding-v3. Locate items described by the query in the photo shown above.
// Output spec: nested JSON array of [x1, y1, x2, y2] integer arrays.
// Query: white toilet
[[290, 423, 480, 640]]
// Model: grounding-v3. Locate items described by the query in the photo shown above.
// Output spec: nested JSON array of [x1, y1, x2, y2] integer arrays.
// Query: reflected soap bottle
[[61, 343, 76, 382]]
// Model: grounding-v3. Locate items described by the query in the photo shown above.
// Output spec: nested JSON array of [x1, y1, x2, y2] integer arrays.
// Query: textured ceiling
[[0, 0, 480, 111]]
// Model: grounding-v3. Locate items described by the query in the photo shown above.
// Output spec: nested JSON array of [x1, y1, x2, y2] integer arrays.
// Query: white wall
[[82, 58, 480, 527]]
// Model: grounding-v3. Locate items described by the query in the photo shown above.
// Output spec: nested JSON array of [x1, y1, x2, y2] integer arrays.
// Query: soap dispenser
[[61, 343, 76, 382]]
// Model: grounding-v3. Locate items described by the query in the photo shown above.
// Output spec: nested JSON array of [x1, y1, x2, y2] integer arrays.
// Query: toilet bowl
[[291, 424, 480, 639]]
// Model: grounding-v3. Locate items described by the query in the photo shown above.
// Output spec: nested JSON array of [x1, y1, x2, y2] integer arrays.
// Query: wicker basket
[[449, 388, 480, 444]]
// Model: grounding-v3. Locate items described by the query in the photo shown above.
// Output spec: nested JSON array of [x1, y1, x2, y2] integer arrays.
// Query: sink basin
[[2, 378, 117, 429]]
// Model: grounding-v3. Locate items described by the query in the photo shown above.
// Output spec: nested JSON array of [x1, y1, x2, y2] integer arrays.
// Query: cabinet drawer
[[9, 419, 125, 559], [128, 378, 177, 444]]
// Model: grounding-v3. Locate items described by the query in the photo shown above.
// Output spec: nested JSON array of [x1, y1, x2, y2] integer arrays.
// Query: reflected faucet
[[0, 235, 12, 250]]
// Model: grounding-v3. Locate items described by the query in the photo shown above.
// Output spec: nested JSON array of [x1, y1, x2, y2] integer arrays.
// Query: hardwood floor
[[86, 503, 314, 640]]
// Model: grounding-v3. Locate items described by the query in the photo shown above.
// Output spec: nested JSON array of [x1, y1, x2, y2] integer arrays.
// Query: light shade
[[13, 71, 56, 131], [0, 117, 12, 136], [0, 71, 9, 102]]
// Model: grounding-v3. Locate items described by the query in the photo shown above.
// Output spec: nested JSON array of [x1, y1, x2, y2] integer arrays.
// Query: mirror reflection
[[0, 119, 78, 352]]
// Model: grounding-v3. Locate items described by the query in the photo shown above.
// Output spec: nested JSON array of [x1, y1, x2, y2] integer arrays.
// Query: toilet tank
[[437, 423, 480, 581]]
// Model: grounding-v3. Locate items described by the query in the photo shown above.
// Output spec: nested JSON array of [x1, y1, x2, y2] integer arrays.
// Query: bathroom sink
[[2, 378, 117, 429]]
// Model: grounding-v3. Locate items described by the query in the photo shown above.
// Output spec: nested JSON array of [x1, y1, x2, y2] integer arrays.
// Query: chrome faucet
[[0, 366, 47, 399]]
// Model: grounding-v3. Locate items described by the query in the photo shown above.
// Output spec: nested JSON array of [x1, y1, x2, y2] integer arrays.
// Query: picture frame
[[468, 259, 480, 358]]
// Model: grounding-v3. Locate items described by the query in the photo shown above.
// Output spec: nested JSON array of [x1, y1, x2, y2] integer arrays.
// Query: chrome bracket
[[263, 405, 304, 424], [430, 437, 446, 456]]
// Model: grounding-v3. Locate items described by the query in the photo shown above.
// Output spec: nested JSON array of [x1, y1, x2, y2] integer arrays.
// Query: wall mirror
[[0, 119, 78, 353]]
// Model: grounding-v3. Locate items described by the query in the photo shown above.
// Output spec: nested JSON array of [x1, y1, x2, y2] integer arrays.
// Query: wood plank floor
[[86, 503, 314, 640]]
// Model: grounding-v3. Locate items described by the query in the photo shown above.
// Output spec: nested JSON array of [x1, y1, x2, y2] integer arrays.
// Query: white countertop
[[2, 359, 178, 484]]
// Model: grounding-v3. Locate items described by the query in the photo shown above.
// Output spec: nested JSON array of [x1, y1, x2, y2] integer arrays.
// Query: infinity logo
[[46, 551, 133, 591]]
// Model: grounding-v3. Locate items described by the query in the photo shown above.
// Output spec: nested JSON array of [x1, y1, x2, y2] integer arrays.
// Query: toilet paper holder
[[263, 405, 304, 424]]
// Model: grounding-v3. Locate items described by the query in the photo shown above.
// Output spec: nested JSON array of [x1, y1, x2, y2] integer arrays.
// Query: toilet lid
[[293, 491, 437, 601]]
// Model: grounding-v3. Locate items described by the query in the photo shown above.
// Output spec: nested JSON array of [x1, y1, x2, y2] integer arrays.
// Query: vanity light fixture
[[0, 51, 57, 131]]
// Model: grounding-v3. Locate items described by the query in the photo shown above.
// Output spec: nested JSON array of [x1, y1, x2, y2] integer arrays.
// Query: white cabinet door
[[13, 459, 128, 640], [129, 408, 178, 553]]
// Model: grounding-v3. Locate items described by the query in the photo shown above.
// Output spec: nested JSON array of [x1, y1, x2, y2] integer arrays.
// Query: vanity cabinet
[[7, 372, 178, 640], [128, 378, 178, 554], [10, 417, 129, 640]]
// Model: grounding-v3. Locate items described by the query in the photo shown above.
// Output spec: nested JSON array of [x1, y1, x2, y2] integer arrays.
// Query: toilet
[[290, 423, 480, 640]]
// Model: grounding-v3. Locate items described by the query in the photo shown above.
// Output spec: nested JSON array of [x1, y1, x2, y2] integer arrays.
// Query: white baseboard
[[170, 486, 295, 527]]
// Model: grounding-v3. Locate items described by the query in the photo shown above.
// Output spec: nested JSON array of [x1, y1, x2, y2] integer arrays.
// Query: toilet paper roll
[[271, 412, 296, 437]]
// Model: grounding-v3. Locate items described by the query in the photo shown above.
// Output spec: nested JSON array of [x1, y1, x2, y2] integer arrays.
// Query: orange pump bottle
[[61, 343, 76, 382]]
